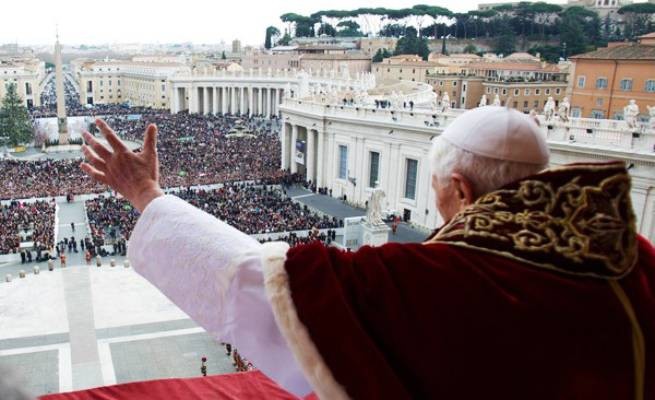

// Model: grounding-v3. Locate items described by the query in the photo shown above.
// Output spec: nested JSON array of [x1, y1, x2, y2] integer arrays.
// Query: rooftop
[[570, 43, 655, 60]]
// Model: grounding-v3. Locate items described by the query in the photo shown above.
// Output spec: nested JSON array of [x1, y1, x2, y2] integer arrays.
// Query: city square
[[0, 0, 654, 398]]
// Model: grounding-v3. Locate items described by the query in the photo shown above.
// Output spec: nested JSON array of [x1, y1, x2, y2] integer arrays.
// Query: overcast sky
[[1, 0, 580, 47]]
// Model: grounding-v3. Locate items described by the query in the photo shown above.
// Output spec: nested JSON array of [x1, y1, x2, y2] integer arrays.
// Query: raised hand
[[80, 119, 164, 212]]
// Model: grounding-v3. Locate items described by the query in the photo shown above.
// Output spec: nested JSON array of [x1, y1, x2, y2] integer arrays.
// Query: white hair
[[430, 136, 547, 198]]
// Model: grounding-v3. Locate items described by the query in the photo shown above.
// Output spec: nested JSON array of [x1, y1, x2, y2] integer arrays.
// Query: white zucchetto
[[441, 106, 549, 165]]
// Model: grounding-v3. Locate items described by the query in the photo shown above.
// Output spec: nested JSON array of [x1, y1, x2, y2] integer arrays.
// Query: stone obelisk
[[55, 31, 69, 145]]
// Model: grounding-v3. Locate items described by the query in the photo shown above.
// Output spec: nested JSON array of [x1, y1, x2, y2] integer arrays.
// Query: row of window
[[485, 87, 562, 96], [338, 146, 419, 200], [578, 76, 655, 92]]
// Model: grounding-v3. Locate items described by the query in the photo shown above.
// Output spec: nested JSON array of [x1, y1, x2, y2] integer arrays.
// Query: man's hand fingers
[[83, 131, 112, 160], [143, 124, 158, 157], [80, 162, 109, 185], [96, 119, 129, 153], [81, 144, 107, 171]]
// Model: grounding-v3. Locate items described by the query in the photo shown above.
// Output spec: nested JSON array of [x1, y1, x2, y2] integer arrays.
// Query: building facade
[[278, 98, 655, 241], [569, 35, 655, 120], [169, 68, 376, 117], [71, 59, 190, 109], [0, 57, 46, 108], [373, 55, 443, 83]]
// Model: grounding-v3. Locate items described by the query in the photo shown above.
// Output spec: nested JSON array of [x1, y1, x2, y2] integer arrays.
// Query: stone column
[[316, 130, 324, 187], [221, 87, 227, 114], [230, 86, 237, 114], [291, 124, 298, 173], [212, 86, 219, 114], [266, 88, 272, 117], [239, 86, 246, 114], [189, 85, 198, 113], [281, 123, 288, 170], [248, 87, 254, 116], [203, 86, 210, 115], [307, 129, 315, 183], [171, 86, 179, 114], [258, 88, 263, 116]]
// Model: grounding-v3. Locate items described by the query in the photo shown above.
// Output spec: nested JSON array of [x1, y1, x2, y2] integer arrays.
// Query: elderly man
[[80, 106, 654, 400]]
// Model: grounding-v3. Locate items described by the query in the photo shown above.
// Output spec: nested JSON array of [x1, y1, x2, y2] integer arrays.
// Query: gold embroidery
[[427, 162, 638, 279], [609, 280, 645, 400]]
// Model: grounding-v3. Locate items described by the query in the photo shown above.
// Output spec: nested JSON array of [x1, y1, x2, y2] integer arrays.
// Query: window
[[571, 107, 581, 118], [645, 80, 655, 92], [404, 159, 418, 200], [545, 88, 550, 95], [533, 100, 539, 108], [502, 89, 507, 95], [338, 145, 348, 180], [591, 109, 605, 119], [513, 101, 518, 108], [577, 76, 586, 88], [100, 80, 104, 86], [524, 88, 531, 96], [486, 87, 491, 94], [494, 88, 499, 94], [369, 152, 380, 188], [452, 81, 457, 87], [523, 101, 528, 108], [514, 89, 520, 96], [555, 88, 561, 95], [596, 97, 604, 106], [462, 84, 467, 92], [535, 89, 541, 95], [620, 79, 632, 91], [596, 78, 608, 89], [439, 81, 444, 86]]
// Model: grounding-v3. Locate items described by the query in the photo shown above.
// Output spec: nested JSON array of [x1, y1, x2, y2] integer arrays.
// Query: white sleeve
[[127, 195, 312, 396]]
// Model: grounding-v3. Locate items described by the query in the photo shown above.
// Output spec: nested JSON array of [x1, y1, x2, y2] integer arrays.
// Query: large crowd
[[85, 195, 137, 254], [82, 184, 338, 249], [2, 105, 292, 200], [0, 200, 55, 255], [177, 184, 338, 234]]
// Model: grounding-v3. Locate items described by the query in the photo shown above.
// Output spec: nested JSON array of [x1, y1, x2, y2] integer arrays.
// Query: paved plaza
[[0, 185, 431, 397], [0, 199, 234, 397]]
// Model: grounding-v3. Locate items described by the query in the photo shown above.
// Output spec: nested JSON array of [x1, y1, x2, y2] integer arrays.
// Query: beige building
[[299, 54, 371, 75], [358, 37, 398, 57], [427, 54, 568, 111], [242, 49, 371, 75], [241, 50, 300, 71], [426, 74, 485, 109], [0, 57, 46, 108], [373, 55, 443, 83], [72, 59, 190, 109], [428, 53, 483, 73]]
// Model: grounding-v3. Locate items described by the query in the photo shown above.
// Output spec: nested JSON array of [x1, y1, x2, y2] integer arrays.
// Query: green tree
[[336, 20, 363, 37], [493, 17, 516, 55], [394, 26, 430, 60], [265, 26, 280, 49], [221, 51, 227, 60], [463, 43, 478, 54], [372, 48, 392, 62], [317, 23, 337, 37], [559, 7, 600, 56], [619, 3, 655, 39], [278, 31, 292, 45], [0, 83, 33, 147], [529, 45, 561, 63]]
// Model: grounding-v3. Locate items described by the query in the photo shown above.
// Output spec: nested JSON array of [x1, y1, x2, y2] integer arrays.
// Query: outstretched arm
[[80, 120, 311, 396]]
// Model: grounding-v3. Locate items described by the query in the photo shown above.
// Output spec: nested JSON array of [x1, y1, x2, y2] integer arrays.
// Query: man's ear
[[450, 173, 475, 207]]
